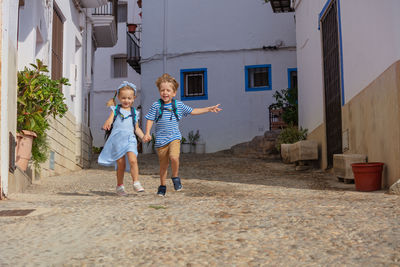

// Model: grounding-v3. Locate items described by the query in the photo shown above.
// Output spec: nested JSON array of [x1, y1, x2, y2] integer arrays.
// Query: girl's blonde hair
[[106, 81, 137, 106], [155, 73, 179, 92]]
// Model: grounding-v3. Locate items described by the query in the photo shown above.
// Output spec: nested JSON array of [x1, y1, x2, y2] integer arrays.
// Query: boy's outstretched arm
[[143, 120, 154, 143], [191, 104, 222, 115]]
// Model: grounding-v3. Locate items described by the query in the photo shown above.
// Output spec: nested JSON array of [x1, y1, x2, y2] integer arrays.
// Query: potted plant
[[127, 24, 137, 33], [181, 137, 190, 153], [351, 162, 384, 191], [275, 124, 308, 163], [16, 59, 69, 171], [188, 130, 200, 153]]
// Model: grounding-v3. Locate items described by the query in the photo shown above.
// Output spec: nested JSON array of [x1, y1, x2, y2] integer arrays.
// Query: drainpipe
[[162, 0, 168, 73]]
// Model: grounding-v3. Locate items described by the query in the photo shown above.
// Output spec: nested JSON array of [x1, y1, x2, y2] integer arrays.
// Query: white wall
[[295, 0, 400, 132], [340, 0, 400, 102], [92, 14, 142, 148], [1, 0, 19, 196], [140, 0, 297, 153]]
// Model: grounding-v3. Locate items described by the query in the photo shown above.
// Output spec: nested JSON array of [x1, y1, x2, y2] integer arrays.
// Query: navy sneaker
[[157, 185, 166, 196], [171, 177, 182, 191]]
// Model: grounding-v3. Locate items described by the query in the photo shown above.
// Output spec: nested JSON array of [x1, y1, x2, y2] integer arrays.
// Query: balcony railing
[[92, 0, 117, 20], [127, 32, 141, 74]]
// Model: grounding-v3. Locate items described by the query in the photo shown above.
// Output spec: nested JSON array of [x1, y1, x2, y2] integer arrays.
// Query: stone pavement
[[0, 153, 399, 266]]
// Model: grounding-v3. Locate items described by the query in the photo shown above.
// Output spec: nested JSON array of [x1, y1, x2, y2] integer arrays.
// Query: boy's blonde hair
[[106, 82, 137, 106], [155, 73, 179, 92]]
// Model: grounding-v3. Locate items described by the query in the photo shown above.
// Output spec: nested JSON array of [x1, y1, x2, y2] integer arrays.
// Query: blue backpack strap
[[155, 99, 164, 122], [172, 99, 179, 121], [130, 106, 136, 128]]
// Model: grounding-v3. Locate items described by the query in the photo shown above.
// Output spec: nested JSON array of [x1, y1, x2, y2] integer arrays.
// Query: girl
[[98, 81, 145, 196]]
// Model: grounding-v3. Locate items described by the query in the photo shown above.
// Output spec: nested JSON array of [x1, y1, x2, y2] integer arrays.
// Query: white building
[[140, 0, 297, 153], [91, 0, 142, 149], [293, 0, 400, 187], [1, 0, 119, 197]]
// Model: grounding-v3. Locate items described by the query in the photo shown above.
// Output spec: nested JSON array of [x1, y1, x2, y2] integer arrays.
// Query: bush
[[17, 59, 69, 169], [276, 125, 308, 152]]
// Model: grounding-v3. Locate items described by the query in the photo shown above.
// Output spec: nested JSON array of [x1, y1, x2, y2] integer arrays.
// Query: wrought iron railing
[[127, 32, 141, 74]]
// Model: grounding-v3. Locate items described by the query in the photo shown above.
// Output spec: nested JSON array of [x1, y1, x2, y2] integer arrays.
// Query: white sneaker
[[116, 185, 128, 196], [133, 181, 144, 192]]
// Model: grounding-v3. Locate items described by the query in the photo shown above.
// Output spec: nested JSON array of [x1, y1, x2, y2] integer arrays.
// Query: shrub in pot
[[17, 59, 69, 170]]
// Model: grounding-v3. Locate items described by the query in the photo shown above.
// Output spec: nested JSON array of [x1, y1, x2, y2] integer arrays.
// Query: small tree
[[271, 87, 298, 126]]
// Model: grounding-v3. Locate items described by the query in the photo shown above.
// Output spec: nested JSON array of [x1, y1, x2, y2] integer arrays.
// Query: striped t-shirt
[[145, 100, 193, 148]]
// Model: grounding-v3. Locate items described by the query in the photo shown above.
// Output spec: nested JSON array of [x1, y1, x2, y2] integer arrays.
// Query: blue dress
[[98, 106, 138, 172]]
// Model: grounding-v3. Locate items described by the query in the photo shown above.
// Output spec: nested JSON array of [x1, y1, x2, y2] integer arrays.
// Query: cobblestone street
[[1, 153, 399, 266]]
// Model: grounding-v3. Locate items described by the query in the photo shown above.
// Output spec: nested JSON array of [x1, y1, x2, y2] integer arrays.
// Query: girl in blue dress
[[98, 81, 145, 196]]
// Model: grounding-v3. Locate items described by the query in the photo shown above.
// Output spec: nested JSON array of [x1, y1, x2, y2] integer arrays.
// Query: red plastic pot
[[351, 162, 384, 191]]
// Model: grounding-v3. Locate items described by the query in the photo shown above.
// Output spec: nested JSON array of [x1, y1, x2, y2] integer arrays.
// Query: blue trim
[[245, 64, 272, 92], [287, 68, 297, 88], [319, 0, 345, 106], [180, 68, 208, 101]]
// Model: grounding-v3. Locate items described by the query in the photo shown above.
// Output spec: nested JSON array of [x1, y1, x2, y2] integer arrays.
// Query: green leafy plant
[[17, 59, 69, 169], [271, 87, 298, 126], [276, 124, 308, 152], [181, 137, 187, 144], [188, 130, 200, 145], [92, 146, 102, 154]]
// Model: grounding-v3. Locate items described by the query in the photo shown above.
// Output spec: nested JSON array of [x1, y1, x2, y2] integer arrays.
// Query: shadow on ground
[[92, 152, 357, 192]]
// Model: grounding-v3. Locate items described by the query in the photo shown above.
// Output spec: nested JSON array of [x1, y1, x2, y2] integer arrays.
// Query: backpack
[[155, 99, 179, 122], [104, 105, 136, 140]]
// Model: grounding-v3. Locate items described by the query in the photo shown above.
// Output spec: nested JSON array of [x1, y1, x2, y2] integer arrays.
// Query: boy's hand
[[209, 104, 222, 113], [143, 134, 152, 143]]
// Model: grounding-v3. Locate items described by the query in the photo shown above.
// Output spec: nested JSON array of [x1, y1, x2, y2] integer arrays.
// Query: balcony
[[91, 0, 118, 47], [79, 0, 108, 8], [127, 32, 141, 74]]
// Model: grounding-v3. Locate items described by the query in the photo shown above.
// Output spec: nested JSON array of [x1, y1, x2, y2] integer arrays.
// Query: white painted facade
[[91, 0, 142, 148], [1, 1, 19, 196], [295, 0, 400, 132], [140, 0, 297, 153]]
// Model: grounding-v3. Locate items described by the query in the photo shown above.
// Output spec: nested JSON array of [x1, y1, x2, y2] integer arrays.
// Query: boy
[[143, 73, 222, 196]]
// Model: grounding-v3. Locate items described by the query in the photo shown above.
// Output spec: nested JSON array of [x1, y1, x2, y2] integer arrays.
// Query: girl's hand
[[209, 104, 222, 113], [102, 120, 112, 130], [142, 134, 152, 143]]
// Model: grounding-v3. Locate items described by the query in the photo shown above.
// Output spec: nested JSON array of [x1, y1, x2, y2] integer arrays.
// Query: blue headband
[[116, 81, 137, 96]]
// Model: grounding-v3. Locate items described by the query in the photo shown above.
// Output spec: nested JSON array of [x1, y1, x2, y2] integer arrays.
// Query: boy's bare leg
[[159, 160, 169, 186], [170, 156, 180, 177], [116, 156, 126, 185], [127, 152, 139, 182]]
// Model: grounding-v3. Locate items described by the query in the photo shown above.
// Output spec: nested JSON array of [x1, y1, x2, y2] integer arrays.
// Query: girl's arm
[[142, 120, 154, 143], [135, 123, 145, 140], [102, 111, 115, 130], [191, 104, 222, 115]]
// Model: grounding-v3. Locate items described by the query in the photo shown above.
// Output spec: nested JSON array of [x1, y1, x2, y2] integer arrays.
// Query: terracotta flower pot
[[15, 130, 37, 171], [127, 24, 137, 33], [351, 162, 384, 192]]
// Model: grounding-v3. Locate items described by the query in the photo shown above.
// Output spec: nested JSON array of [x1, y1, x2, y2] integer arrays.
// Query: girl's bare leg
[[127, 152, 139, 182], [116, 156, 126, 185]]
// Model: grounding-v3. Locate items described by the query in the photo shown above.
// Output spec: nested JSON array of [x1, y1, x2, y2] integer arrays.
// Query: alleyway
[[1, 153, 399, 266]]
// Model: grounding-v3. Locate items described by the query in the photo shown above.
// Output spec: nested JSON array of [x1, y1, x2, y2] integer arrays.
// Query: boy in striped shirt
[[143, 73, 222, 196]]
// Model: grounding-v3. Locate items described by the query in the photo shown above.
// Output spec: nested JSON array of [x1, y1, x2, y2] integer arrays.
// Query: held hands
[[142, 133, 152, 143], [208, 104, 222, 113]]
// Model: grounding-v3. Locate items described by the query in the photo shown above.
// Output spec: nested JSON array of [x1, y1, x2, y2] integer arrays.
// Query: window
[[245, 64, 271, 91], [52, 7, 64, 80], [288, 68, 297, 89], [118, 3, 127, 23], [180, 68, 208, 100], [113, 56, 127, 78]]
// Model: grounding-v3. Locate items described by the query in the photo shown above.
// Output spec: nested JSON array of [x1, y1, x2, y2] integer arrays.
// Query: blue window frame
[[287, 68, 297, 89], [180, 68, 208, 101], [245, 64, 272, 91]]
